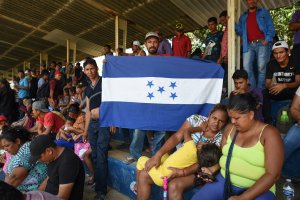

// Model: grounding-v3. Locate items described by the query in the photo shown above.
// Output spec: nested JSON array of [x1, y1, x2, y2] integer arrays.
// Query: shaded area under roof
[[0, 0, 298, 72]]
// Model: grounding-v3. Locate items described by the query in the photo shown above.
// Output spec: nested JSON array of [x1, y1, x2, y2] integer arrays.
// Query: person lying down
[[136, 129, 222, 187]]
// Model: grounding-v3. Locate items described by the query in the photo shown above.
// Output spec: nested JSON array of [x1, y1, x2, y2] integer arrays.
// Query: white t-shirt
[[296, 86, 300, 96]]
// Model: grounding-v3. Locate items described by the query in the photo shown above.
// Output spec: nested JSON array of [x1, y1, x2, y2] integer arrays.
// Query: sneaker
[[130, 181, 137, 195], [123, 155, 135, 165]]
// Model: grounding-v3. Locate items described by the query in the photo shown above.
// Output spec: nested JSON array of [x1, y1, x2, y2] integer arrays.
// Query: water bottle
[[280, 111, 289, 124], [283, 179, 295, 200], [163, 176, 168, 200]]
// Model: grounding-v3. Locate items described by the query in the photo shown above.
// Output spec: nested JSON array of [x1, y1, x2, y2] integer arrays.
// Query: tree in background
[[190, 2, 300, 51]]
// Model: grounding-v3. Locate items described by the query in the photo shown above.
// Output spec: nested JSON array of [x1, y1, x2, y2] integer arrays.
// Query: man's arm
[[17, 79, 29, 90], [5, 167, 29, 188], [40, 126, 52, 135], [39, 114, 54, 135], [289, 11, 300, 31], [186, 37, 192, 57], [83, 97, 91, 140], [291, 90, 300, 123], [268, 75, 300, 95], [263, 10, 276, 44], [57, 183, 75, 200], [49, 79, 55, 100], [144, 120, 192, 171], [165, 40, 173, 55], [289, 21, 300, 31], [38, 176, 49, 191]]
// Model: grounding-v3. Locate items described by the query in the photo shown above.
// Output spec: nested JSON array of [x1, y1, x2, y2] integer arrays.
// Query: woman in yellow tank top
[[192, 93, 284, 200]]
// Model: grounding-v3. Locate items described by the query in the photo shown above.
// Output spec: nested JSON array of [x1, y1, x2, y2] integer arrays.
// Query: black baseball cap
[[29, 135, 56, 163]]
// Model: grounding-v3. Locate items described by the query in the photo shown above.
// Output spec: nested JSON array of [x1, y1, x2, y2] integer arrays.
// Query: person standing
[[235, 0, 275, 90], [125, 32, 166, 164], [289, 9, 300, 66], [0, 78, 17, 122], [16, 70, 29, 119], [202, 17, 223, 63], [131, 41, 146, 56], [82, 58, 115, 200], [172, 23, 192, 57], [156, 31, 173, 55], [48, 70, 62, 108]]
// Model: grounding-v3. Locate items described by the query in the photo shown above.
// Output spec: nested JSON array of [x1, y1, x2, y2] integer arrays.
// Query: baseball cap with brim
[[29, 135, 55, 163], [133, 40, 141, 46], [175, 23, 184, 31], [145, 32, 159, 40], [272, 41, 289, 51], [0, 115, 7, 121], [32, 101, 49, 112]]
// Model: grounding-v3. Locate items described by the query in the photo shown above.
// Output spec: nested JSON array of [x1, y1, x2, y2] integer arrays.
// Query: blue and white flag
[[100, 56, 223, 131]]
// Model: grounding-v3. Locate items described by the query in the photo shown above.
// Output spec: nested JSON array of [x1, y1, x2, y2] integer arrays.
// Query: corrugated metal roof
[[0, 0, 298, 72]]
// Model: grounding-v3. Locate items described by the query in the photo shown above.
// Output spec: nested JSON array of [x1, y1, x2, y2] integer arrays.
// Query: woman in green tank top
[[192, 93, 284, 200]]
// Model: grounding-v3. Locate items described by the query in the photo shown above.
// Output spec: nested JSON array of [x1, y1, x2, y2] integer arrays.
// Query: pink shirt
[[221, 26, 228, 59]]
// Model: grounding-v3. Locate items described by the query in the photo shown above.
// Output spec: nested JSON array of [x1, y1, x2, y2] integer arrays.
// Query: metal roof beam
[[1, 0, 76, 66], [0, 41, 35, 53], [0, 14, 48, 34]]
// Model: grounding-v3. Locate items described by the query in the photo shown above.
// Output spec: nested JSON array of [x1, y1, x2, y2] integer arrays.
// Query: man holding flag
[[100, 33, 224, 165], [124, 32, 168, 164], [82, 58, 116, 200]]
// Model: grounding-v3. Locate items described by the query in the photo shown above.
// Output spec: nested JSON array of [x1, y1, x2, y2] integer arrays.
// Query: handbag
[[74, 142, 90, 160], [223, 130, 238, 199]]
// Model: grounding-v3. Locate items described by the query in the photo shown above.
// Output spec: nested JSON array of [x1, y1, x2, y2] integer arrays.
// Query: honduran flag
[[100, 56, 223, 131]]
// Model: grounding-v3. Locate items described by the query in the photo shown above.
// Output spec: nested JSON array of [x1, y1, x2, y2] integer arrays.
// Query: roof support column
[[40, 52, 43, 73], [69, 41, 76, 79], [40, 52, 48, 72], [115, 16, 119, 56], [66, 39, 70, 78], [227, 0, 241, 94], [119, 18, 127, 50], [23, 61, 26, 71]]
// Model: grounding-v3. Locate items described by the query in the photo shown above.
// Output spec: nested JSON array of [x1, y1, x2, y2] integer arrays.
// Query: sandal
[[130, 181, 137, 195], [123, 155, 136, 165]]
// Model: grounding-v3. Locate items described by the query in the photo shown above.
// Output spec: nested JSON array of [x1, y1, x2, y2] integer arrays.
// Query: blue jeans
[[129, 130, 165, 160], [282, 123, 300, 179], [191, 173, 276, 200], [243, 42, 270, 90], [0, 170, 5, 181], [88, 120, 110, 195]]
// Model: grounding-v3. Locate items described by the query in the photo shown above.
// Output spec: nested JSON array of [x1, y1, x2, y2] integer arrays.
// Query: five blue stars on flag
[[146, 80, 178, 100]]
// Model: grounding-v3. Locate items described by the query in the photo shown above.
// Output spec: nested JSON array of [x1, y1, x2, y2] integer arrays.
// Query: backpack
[[37, 81, 50, 99]]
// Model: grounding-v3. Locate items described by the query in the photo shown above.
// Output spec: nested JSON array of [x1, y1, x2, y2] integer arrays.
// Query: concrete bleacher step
[[107, 141, 199, 200]]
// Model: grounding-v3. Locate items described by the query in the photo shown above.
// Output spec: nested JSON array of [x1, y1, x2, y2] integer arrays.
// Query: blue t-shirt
[[204, 31, 223, 60], [18, 77, 29, 98]]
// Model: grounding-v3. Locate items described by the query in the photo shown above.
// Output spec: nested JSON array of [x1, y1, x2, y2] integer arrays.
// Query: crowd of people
[[0, 0, 300, 200]]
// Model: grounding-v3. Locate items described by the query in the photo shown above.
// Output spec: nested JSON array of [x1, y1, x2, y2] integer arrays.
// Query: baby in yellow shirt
[[136, 138, 221, 186]]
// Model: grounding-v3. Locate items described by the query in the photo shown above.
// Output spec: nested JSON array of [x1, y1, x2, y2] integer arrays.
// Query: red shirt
[[246, 10, 265, 42], [37, 112, 65, 133], [172, 34, 191, 57], [49, 79, 59, 100]]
